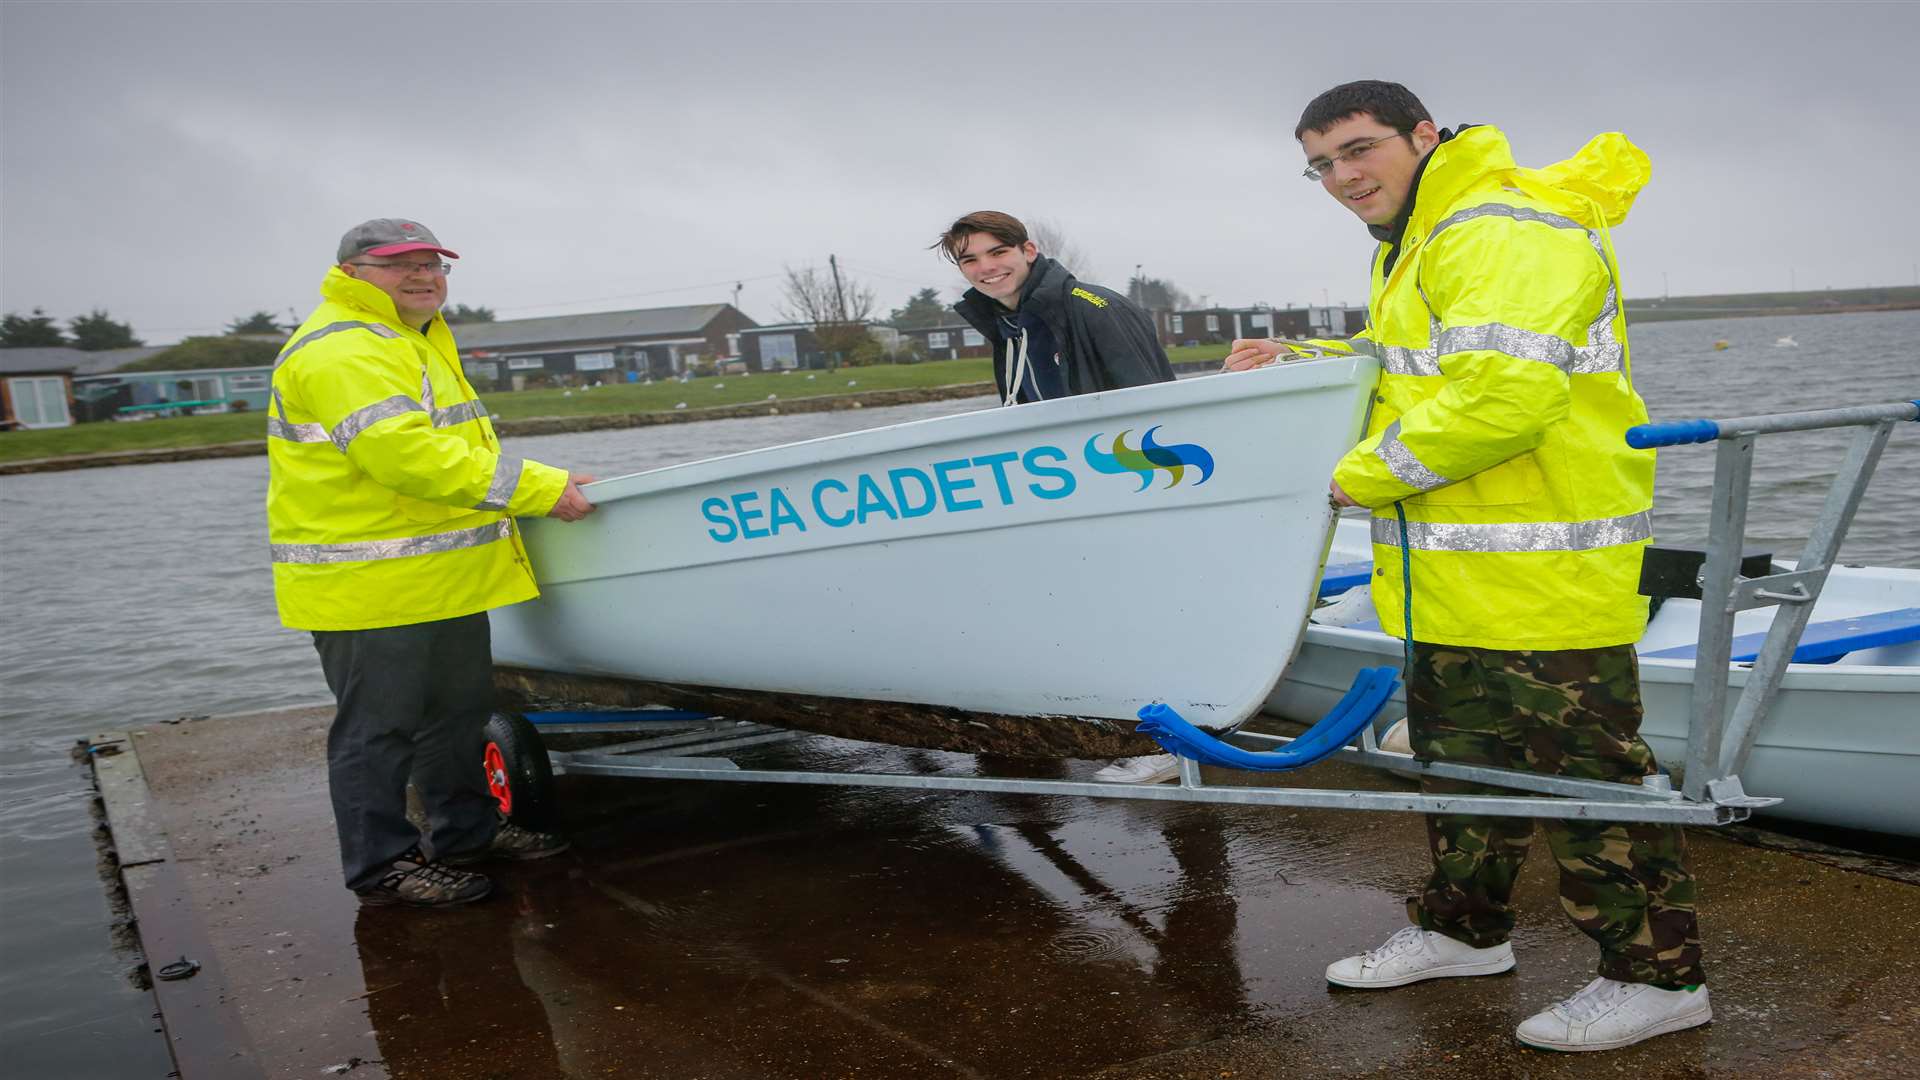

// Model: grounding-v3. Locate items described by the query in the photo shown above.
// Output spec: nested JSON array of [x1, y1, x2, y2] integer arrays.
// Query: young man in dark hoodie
[[937, 210, 1179, 783], [942, 211, 1172, 406]]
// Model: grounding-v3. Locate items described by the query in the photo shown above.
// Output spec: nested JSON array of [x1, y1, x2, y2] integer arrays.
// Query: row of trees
[[0, 304, 500, 353], [216, 303, 497, 334], [0, 308, 144, 350], [777, 260, 883, 365]]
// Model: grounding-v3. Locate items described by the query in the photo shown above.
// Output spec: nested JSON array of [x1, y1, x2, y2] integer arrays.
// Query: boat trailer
[[490, 399, 1919, 829]]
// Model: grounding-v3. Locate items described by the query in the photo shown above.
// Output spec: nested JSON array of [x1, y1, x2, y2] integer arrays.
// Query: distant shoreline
[[6, 298, 1915, 474], [1626, 300, 1920, 323]]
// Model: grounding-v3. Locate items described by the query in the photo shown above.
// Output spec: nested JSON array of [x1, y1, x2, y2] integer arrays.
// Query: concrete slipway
[[88, 706, 1918, 1080]]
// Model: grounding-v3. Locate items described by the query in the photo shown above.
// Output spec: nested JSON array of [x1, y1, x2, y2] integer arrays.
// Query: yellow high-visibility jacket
[[1330, 125, 1657, 650], [266, 269, 569, 631]]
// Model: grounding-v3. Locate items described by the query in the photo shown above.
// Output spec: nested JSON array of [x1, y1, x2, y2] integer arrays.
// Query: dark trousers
[[313, 612, 498, 891], [1406, 642, 1707, 987]]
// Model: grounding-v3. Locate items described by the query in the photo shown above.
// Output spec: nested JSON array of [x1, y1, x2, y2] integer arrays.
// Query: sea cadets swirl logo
[[1082, 426, 1215, 491]]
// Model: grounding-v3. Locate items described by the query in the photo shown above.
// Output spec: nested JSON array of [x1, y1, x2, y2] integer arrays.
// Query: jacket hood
[[318, 266, 451, 335], [1527, 132, 1650, 227], [953, 255, 1075, 335], [1415, 125, 1649, 233], [321, 266, 407, 324], [1018, 255, 1075, 308]]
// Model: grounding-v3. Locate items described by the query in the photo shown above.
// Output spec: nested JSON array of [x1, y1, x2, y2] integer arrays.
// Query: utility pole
[[828, 254, 848, 323]]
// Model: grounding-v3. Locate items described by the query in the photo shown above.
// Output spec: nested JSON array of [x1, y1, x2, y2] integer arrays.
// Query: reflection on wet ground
[[356, 742, 1281, 1078], [128, 707, 1920, 1079]]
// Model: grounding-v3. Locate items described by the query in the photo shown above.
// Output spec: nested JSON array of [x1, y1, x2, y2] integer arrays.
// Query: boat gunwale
[[1299, 621, 1920, 689], [565, 356, 1377, 506]]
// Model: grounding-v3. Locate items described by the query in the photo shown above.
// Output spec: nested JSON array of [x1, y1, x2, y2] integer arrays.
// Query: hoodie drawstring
[[1002, 325, 1032, 407]]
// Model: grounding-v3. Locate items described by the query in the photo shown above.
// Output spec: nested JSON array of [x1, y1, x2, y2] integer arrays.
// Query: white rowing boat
[[1265, 518, 1920, 836], [491, 356, 1378, 758]]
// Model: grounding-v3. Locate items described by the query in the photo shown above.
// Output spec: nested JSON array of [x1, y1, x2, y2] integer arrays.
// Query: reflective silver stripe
[[270, 520, 512, 565], [330, 394, 425, 452], [1373, 420, 1451, 491], [420, 366, 436, 412], [1379, 343, 1441, 377], [1436, 322, 1577, 371], [1429, 202, 1584, 241], [267, 416, 329, 442], [474, 456, 524, 511], [1574, 231, 1626, 374], [1372, 510, 1653, 553], [274, 321, 400, 368], [432, 399, 488, 427], [266, 385, 329, 442], [1422, 203, 1626, 375]]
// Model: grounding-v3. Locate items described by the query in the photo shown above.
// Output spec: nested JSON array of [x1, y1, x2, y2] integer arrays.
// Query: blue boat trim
[[1643, 607, 1920, 664], [1317, 560, 1374, 598], [1137, 666, 1399, 772]]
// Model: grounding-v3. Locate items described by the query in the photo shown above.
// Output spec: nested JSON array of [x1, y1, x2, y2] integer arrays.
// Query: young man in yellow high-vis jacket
[[268, 218, 597, 908], [1225, 82, 1711, 1052]]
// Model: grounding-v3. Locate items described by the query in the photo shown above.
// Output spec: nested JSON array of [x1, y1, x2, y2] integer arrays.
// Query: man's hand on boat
[[1329, 480, 1357, 508], [1222, 338, 1285, 372], [548, 473, 598, 522]]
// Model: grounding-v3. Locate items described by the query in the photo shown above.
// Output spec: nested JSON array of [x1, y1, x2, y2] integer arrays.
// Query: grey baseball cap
[[337, 218, 460, 262]]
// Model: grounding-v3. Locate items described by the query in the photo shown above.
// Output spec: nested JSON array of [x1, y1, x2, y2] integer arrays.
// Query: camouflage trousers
[[1406, 642, 1707, 987]]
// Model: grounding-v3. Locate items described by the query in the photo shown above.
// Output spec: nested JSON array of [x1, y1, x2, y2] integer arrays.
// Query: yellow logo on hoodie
[[1070, 287, 1108, 309]]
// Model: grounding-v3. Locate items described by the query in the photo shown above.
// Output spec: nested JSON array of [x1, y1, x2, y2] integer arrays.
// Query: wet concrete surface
[[112, 707, 1919, 1079]]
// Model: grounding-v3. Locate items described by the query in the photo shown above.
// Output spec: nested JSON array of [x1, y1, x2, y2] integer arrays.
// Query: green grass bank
[[0, 358, 1008, 466], [2, 348, 1239, 470]]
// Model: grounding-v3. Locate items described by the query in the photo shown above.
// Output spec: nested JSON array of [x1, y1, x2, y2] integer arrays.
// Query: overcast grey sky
[[3, 1, 1917, 344]]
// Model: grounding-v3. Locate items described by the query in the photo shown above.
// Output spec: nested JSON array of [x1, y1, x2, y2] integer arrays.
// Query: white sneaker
[[1325, 925, 1516, 988], [1515, 977, 1711, 1052], [1091, 754, 1182, 784]]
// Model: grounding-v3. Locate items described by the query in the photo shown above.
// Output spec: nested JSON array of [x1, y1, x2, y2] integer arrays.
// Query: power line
[[490, 272, 788, 315], [836, 259, 953, 292]]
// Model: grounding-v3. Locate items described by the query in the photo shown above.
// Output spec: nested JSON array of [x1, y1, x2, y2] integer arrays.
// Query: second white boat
[[1265, 518, 1920, 836]]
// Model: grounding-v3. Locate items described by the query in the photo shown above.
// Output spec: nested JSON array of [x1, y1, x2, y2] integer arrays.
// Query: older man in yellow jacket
[[1227, 82, 1709, 1052], [268, 218, 595, 908]]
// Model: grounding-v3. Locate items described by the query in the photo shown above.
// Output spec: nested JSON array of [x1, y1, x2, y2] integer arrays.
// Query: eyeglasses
[[349, 260, 452, 276], [1301, 132, 1408, 182]]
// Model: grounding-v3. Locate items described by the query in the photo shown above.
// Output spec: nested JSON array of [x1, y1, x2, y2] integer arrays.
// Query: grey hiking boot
[[355, 848, 492, 908], [444, 815, 571, 865]]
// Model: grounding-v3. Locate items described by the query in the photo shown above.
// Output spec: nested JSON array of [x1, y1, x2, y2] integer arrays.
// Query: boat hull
[[493, 357, 1380, 756]]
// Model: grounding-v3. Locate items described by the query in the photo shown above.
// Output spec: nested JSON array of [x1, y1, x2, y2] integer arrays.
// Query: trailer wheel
[[481, 712, 555, 828]]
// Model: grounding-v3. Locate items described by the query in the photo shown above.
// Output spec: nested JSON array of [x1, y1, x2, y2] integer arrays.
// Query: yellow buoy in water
[[1713, 339, 1731, 351]]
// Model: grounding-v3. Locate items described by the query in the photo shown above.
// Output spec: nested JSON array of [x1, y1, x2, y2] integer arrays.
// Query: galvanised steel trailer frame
[[504, 399, 1919, 828]]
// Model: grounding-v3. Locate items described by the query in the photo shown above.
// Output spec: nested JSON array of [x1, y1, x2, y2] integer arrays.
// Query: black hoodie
[[953, 256, 1174, 404]]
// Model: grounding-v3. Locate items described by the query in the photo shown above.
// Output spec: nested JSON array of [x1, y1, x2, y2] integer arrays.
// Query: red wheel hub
[[483, 741, 512, 815]]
